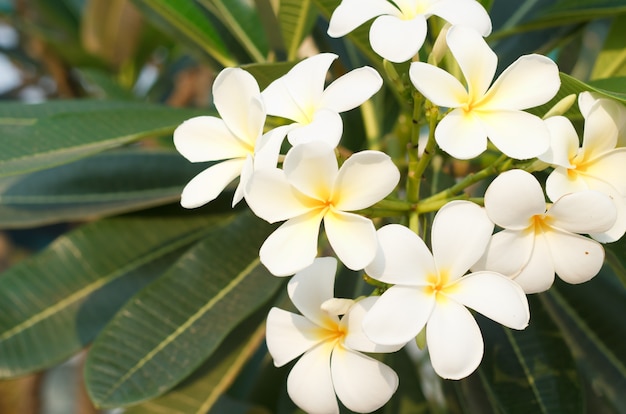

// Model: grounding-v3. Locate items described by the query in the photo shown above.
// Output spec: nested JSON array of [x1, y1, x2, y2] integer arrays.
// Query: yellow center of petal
[[529, 214, 552, 234], [424, 271, 457, 302]]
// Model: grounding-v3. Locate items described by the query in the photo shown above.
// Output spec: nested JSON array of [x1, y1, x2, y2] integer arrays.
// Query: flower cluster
[[173, 1, 626, 412]]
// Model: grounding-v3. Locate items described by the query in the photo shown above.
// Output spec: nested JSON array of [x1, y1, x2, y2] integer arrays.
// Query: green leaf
[[477, 295, 584, 414], [241, 60, 299, 90], [198, 0, 269, 63], [591, 15, 626, 79], [0, 211, 233, 378], [543, 271, 626, 412], [84, 213, 281, 408], [125, 308, 268, 414], [0, 100, 206, 177], [279, 0, 317, 60], [0, 149, 206, 229], [130, 0, 237, 67]]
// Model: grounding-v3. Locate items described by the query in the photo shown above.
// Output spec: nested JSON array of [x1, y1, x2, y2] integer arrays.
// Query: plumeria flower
[[327, 0, 491, 63], [540, 94, 626, 242], [245, 141, 400, 276], [578, 91, 626, 147], [363, 201, 529, 380], [261, 53, 383, 147], [174, 67, 288, 208], [266, 257, 401, 414], [473, 169, 616, 293], [409, 25, 560, 160]]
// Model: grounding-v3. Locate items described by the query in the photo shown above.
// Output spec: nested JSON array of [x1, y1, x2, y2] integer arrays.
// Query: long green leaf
[[279, 0, 317, 60], [591, 15, 626, 80], [477, 295, 583, 414], [84, 213, 281, 408], [125, 310, 268, 414], [130, 0, 236, 67], [543, 271, 626, 412], [0, 100, 206, 177], [198, 0, 269, 63], [0, 149, 206, 228], [0, 211, 234, 378]]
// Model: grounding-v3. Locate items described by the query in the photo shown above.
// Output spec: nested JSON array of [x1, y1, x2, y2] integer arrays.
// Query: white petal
[[259, 210, 325, 276], [591, 195, 626, 242], [327, 0, 400, 37], [548, 191, 617, 234], [582, 100, 619, 157], [370, 14, 427, 62], [429, 0, 491, 36], [268, 53, 337, 119], [512, 234, 555, 294], [261, 76, 308, 123], [333, 150, 400, 211], [409, 63, 468, 108], [233, 155, 253, 206], [435, 109, 488, 159], [479, 110, 550, 160], [431, 201, 494, 281], [253, 125, 292, 170], [324, 210, 377, 270], [213, 68, 265, 144], [287, 109, 343, 148], [363, 285, 436, 346], [288, 257, 339, 329], [481, 54, 560, 110], [484, 169, 546, 230], [245, 168, 311, 223], [471, 229, 535, 278], [365, 224, 436, 286], [321, 298, 355, 317], [180, 159, 244, 208], [583, 149, 626, 196], [540, 116, 578, 167], [283, 141, 338, 201], [447, 271, 529, 330], [446, 25, 497, 99], [287, 343, 339, 414], [342, 296, 405, 353], [320, 66, 383, 113], [545, 167, 590, 201], [544, 229, 605, 285], [265, 308, 324, 367], [173, 116, 250, 162], [426, 301, 483, 380], [331, 347, 398, 413]]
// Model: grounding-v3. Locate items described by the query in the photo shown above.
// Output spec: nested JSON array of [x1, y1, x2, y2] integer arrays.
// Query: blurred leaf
[[242, 60, 299, 90], [198, 0, 269, 63], [477, 295, 583, 414], [76, 68, 136, 100], [84, 213, 281, 408], [543, 270, 626, 412], [81, 0, 143, 67], [591, 15, 626, 79], [0, 149, 205, 229], [131, 0, 237, 67], [0, 100, 206, 177], [126, 308, 268, 414], [0, 211, 234, 378], [279, 0, 317, 60]]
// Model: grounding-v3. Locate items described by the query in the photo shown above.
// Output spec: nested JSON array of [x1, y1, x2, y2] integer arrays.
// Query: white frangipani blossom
[[245, 141, 400, 276], [540, 94, 626, 242], [363, 201, 529, 380], [266, 257, 401, 414], [174, 67, 288, 208], [409, 25, 560, 160], [261, 53, 383, 147], [327, 0, 491, 63], [473, 169, 616, 293]]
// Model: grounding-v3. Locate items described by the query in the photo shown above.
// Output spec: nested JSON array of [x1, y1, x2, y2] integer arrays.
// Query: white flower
[[363, 201, 529, 380], [261, 53, 382, 148], [409, 25, 560, 160], [540, 93, 626, 242], [327, 0, 491, 63], [174, 68, 287, 208], [473, 169, 616, 293], [266, 257, 400, 414], [578, 91, 626, 147], [245, 141, 400, 276]]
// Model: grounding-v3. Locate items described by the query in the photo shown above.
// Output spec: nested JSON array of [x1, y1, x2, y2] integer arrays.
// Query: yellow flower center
[[424, 271, 456, 301], [529, 214, 552, 234]]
